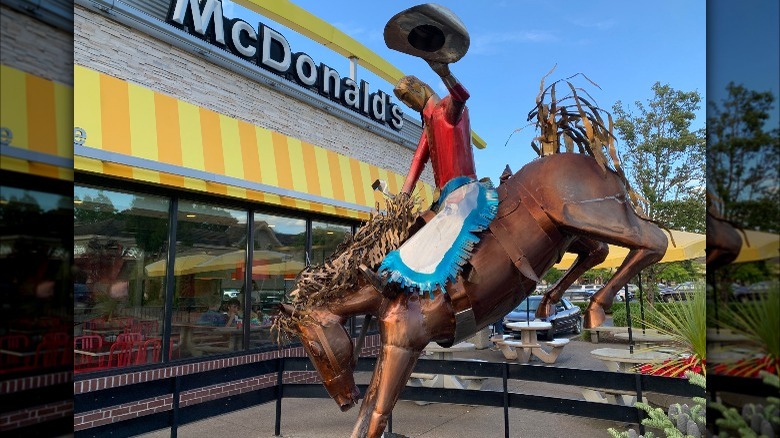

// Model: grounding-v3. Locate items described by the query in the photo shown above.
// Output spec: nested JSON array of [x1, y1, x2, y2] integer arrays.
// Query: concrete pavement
[[138, 329, 680, 437]]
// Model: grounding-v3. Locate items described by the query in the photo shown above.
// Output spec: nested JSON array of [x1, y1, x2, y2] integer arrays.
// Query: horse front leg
[[351, 343, 421, 438], [537, 237, 608, 318]]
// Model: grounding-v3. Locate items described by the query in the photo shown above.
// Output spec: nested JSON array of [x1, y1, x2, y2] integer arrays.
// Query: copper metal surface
[[383, 4, 469, 63], [281, 153, 667, 437]]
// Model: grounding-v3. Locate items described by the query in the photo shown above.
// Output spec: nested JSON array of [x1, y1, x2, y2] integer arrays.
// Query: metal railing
[[72, 357, 711, 438]]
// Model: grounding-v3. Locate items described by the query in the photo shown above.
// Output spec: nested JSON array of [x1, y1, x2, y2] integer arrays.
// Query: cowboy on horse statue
[[276, 5, 669, 438]]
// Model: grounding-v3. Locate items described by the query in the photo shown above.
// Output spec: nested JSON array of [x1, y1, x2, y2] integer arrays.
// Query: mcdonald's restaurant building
[[1, 0, 438, 433]]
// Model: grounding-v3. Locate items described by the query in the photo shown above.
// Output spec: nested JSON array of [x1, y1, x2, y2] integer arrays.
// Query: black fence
[[70, 357, 712, 438]]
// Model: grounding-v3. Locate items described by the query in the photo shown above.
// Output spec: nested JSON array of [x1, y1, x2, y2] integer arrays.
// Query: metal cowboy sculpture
[[276, 5, 668, 438]]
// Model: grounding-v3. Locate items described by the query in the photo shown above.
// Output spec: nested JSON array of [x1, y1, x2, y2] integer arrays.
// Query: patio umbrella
[[144, 254, 213, 277], [551, 229, 705, 353], [190, 250, 289, 274], [252, 260, 306, 278], [553, 229, 706, 270], [733, 229, 779, 263]]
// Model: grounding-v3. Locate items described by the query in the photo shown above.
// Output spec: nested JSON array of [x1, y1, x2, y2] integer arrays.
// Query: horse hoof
[[583, 304, 606, 329]]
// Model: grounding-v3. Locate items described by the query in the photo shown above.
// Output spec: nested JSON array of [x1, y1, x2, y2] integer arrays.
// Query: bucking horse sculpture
[[275, 4, 669, 438]]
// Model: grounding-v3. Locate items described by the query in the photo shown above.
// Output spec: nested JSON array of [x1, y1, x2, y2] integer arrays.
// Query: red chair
[[0, 334, 30, 368], [105, 342, 135, 368], [116, 332, 143, 344], [135, 339, 162, 365], [74, 335, 104, 369], [133, 320, 159, 339]]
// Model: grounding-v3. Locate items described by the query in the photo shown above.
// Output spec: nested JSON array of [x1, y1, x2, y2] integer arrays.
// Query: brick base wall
[[0, 371, 73, 433], [73, 334, 382, 431]]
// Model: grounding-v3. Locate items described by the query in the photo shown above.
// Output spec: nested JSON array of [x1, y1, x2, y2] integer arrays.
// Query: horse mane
[[507, 66, 649, 219], [290, 193, 418, 310]]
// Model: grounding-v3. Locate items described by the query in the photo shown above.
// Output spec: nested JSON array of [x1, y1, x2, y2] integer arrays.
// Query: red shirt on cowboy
[[400, 75, 476, 193]]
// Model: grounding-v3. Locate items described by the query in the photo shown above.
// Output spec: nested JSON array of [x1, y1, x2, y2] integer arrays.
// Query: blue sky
[[225, 1, 713, 182]]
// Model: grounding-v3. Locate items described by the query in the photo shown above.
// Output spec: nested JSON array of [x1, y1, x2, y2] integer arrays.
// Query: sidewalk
[[137, 327, 677, 438]]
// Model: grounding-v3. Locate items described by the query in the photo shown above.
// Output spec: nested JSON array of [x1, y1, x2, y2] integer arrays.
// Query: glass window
[[171, 200, 247, 359], [310, 221, 352, 266], [73, 186, 168, 372], [1, 185, 72, 376], [249, 213, 306, 349]]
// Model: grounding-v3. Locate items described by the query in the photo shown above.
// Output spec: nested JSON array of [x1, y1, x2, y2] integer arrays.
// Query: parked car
[[503, 296, 582, 341], [562, 285, 595, 302], [222, 289, 240, 301], [732, 280, 778, 302], [657, 282, 696, 302], [615, 286, 635, 302]]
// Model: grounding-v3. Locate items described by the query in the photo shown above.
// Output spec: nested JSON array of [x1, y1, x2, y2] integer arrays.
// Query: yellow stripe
[[53, 81, 73, 159], [358, 162, 376, 209], [285, 137, 308, 193], [219, 114, 243, 178], [313, 146, 333, 199], [0, 65, 28, 150], [327, 150, 345, 201], [182, 175, 207, 192], [75, 155, 104, 174], [132, 166, 161, 184], [177, 101, 205, 170], [74, 66, 102, 149], [349, 158, 366, 207], [368, 165, 382, 207], [256, 127, 278, 186], [128, 82, 158, 161], [338, 155, 356, 203], [1, 156, 29, 174]]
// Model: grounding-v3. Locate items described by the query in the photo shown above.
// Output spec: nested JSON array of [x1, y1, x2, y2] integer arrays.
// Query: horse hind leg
[[553, 200, 667, 328], [537, 238, 608, 318]]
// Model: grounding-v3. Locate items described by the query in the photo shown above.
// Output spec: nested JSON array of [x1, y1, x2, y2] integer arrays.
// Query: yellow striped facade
[[74, 66, 434, 220], [0, 64, 73, 181]]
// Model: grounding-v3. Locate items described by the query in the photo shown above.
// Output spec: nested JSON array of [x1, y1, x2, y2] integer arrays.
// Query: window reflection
[[0, 185, 72, 375], [172, 200, 246, 359], [310, 221, 352, 266], [73, 186, 168, 372], [249, 213, 306, 349]]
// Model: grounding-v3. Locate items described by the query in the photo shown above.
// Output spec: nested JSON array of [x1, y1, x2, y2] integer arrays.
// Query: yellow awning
[[0, 64, 73, 180], [73, 66, 435, 220], [554, 229, 706, 270]]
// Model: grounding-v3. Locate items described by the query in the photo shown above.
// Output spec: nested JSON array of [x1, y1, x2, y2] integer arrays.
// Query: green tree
[[707, 82, 779, 233], [542, 267, 563, 285], [613, 83, 706, 302], [613, 83, 706, 224]]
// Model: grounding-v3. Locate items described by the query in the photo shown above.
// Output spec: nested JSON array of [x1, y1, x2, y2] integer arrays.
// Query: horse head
[[278, 303, 360, 411]]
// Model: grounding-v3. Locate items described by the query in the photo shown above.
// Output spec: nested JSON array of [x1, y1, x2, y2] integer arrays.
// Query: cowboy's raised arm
[[427, 60, 469, 122]]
